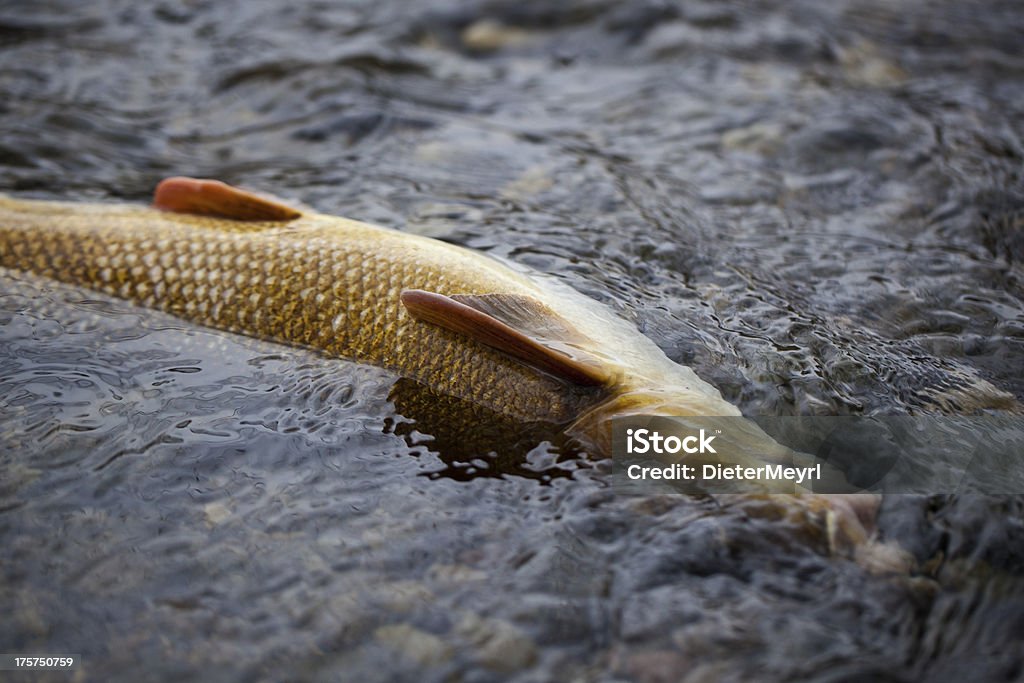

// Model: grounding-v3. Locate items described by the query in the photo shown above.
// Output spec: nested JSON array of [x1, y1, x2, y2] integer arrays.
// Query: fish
[[0, 177, 749, 436], [0, 177, 895, 562]]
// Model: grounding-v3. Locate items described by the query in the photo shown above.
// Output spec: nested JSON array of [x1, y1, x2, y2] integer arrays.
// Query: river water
[[1, 0, 1023, 681]]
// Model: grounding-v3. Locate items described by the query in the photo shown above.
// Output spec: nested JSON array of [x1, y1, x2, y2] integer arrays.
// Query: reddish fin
[[153, 177, 302, 221], [400, 289, 610, 387], [449, 293, 585, 342]]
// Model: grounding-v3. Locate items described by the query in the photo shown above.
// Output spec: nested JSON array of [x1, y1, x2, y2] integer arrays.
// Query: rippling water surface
[[2, 1, 1023, 681]]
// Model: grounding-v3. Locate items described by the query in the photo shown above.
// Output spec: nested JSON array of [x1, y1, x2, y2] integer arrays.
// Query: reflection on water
[[387, 377, 589, 482], [2, 0, 1024, 680]]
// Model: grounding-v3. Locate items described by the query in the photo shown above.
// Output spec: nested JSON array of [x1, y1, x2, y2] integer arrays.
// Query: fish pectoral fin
[[400, 289, 611, 387], [448, 293, 587, 342], [153, 177, 303, 221]]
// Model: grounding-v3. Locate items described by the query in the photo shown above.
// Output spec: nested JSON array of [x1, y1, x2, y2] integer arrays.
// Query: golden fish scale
[[0, 197, 598, 423]]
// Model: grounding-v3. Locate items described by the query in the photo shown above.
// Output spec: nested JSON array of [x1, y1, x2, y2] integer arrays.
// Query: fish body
[[2, 178, 911, 565], [0, 179, 740, 446]]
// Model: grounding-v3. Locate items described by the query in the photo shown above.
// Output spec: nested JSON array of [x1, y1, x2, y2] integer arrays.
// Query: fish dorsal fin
[[400, 289, 611, 387], [153, 177, 302, 221]]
